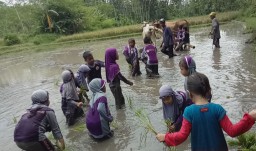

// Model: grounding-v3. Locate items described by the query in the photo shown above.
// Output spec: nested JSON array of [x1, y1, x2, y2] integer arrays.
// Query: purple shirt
[[141, 44, 158, 65]]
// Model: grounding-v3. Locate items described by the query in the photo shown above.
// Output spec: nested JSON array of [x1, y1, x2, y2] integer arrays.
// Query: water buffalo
[[142, 21, 162, 46]]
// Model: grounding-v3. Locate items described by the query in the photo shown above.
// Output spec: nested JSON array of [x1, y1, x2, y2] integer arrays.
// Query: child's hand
[[77, 102, 83, 108], [168, 125, 176, 132], [56, 139, 65, 151], [156, 133, 166, 142], [249, 109, 256, 120]]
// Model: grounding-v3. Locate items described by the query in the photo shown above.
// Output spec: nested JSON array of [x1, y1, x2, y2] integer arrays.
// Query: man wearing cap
[[209, 12, 221, 48], [159, 18, 177, 58]]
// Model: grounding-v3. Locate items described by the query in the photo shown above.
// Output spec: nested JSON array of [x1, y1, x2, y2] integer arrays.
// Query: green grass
[[182, 11, 239, 26], [71, 123, 85, 132], [56, 24, 141, 42], [240, 17, 256, 32]]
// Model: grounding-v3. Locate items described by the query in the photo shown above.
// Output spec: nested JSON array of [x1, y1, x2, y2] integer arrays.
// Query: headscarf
[[183, 56, 196, 95], [159, 85, 184, 122], [88, 78, 106, 107], [31, 89, 49, 104], [76, 64, 90, 90], [61, 70, 79, 101], [105, 48, 120, 83], [184, 55, 196, 75]]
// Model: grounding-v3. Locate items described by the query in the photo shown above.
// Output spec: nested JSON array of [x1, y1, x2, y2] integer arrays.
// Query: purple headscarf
[[184, 55, 196, 75], [105, 48, 120, 83], [159, 85, 185, 122]]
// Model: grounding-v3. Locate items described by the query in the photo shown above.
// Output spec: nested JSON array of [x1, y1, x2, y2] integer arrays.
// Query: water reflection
[[212, 48, 221, 70]]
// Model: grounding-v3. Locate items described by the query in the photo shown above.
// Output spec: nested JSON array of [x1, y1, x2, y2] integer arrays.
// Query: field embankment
[[0, 11, 241, 56]]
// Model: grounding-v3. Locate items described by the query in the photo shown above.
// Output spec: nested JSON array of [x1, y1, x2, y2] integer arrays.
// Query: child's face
[[162, 96, 173, 105], [180, 66, 189, 77], [85, 55, 94, 66], [129, 41, 135, 48]]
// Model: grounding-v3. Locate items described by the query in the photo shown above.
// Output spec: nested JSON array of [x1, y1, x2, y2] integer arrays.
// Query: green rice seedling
[[110, 120, 119, 130], [72, 123, 85, 132], [12, 114, 17, 124], [228, 132, 256, 150], [135, 108, 157, 135], [126, 96, 134, 110]]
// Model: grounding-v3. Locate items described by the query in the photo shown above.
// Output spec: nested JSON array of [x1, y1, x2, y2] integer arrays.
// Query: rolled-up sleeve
[[46, 111, 63, 140]]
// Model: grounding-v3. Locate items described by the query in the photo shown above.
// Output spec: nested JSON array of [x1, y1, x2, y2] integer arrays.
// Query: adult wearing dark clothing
[[210, 12, 221, 48], [159, 18, 176, 58], [14, 89, 65, 151]]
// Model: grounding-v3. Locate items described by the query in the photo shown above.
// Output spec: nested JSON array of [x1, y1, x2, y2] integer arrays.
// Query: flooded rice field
[[0, 21, 256, 151]]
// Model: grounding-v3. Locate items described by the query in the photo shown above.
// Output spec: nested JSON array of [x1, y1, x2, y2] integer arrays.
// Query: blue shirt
[[163, 27, 174, 46], [183, 103, 228, 151]]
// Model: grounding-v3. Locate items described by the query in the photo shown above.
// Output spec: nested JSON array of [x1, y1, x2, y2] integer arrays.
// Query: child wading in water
[[174, 25, 185, 51], [141, 37, 159, 76], [159, 85, 192, 132], [83, 51, 105, 84], [156, 72, 256, 151], [14, 89, 65, 151], [105, 48, 133, 109], [179, 55, 211, 102], [75, 64, 91, 103], [123, 38, 142, 76], [61, 70, 84, 126], [86, 78, 113, 140]]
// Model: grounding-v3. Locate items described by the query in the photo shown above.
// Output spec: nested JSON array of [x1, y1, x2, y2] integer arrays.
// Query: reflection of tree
[[212, 48, 221, 70]]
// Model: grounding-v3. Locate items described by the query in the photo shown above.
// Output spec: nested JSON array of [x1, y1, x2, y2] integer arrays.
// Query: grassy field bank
[[57, 11, 239, 42], [0, 11, 246, 56]]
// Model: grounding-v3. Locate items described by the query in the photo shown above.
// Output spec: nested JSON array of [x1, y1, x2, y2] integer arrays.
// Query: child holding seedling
[[14, 89, 65, 151], [60, 70, 84, 126], [75, 64, 91, 103], [159, 85, 192, 132], [156, 72, 256, 150]]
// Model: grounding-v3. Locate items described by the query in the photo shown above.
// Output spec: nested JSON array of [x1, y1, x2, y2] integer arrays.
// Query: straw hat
[[209, 12, 216, 17]]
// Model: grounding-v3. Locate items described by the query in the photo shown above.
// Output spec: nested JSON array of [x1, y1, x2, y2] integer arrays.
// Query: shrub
[[101, 19, 116, 29], [4, 34, 21, 46]]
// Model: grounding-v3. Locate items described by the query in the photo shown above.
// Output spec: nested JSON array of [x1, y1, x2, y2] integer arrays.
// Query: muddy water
[[1, 21, 256, 151]]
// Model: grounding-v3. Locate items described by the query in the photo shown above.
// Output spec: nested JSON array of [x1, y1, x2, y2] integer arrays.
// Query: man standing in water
[[210, 12, 221, 48], [159, 18, 177, 58]]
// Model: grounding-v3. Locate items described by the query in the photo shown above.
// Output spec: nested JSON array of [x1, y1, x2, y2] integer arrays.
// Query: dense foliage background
[[0, 0, 255, 37]]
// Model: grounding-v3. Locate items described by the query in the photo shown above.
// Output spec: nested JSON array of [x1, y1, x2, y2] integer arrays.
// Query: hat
[[159, 18, 165, 23], [209, 12, 216, 17]]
